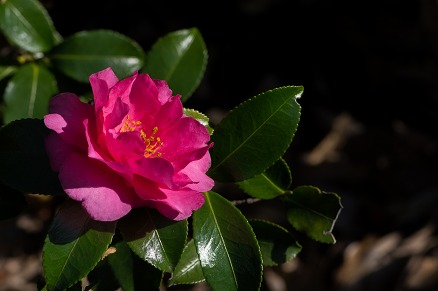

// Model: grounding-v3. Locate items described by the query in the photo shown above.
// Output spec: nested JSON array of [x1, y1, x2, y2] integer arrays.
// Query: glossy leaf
[[168, 239, 205, 286], [49, 30, 145, 82], [119, 208, 187, 273], [110, 241, 162, 291], [237, 157, 291, 199], [285, 185, 343, 244], [193, 191, 262, 291], [43, 200, 116, 291], [3, 63, 57, 123], [208, 86, 302, 182], [88, 241, 162, 291], [249, 220, 301, 266], [0, 0, 57, 52], [143, 27, 207, 102], [0, 66, 16, 81], [0, 118, 62, 194], [184, 108, 213, 134]]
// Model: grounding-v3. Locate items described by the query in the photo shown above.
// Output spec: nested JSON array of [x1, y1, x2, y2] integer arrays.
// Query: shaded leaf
[[88, 241, 162, 291], [184, 108, 213, 135], [143, 27, 207, 102], [119, 208, 187, 273], [0, 0, 57, 52], [168, 239, 205, 286], [193, 191, 262, 291], [249, 219, 301, 266], [49, 29, 145, 82], [208, 86, 302, 182], [0, 118, 62, 194], [284, 185, 343, 244], [3, 63, 57, 123], [237, 157, 291, 199], [0, 65, 17, 81], [43, 200, 116, 291]]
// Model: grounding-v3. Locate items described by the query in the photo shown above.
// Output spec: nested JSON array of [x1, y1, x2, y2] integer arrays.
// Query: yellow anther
[[141, 127, 163, 158], [119, 116, 163, 158], [120, 115, 142, 133]]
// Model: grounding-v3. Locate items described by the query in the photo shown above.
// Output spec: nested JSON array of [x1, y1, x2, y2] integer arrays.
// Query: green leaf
[[193, 191, 262, 291], [0, 65, 17, 81], [184, 108, 213, 135], [284, 185, 343, 244], [143, 27, 207, 102], [0, 0, 57, 52], [3, 63, 57, 123], [208, 86, 302, 182], [249, 220, 301, 266], [168, 239, 205, 286], [49, 29, 145, 82], [119, 208, 187, 273], [108, 241, 162, 291], [0, 118, 62, 194], [43, 199, 116, 291], [237, 157, 291, 199], [0, 182, 27, 219], [88, 241, 162, 291]]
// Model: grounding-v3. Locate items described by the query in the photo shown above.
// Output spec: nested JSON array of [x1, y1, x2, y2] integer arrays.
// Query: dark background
[[2, 0, 438, 290]]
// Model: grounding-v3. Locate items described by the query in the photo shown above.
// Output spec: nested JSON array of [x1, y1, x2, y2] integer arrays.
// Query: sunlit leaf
[[168, 239, 205, 286], [208, 86, 302, 182], [119, 208, 187, 273], [43, 200, 116, 291], [250, 219, 301, 266], [0, 0, 57, 52], [3, 63, 57, 123], [193, 191, 262, 291], [237, 157, 291, 199], [49, 29, 145, 82], [143, 27, 207, 102], [284, 185, 343, 244], [0, 118, 62, 194]]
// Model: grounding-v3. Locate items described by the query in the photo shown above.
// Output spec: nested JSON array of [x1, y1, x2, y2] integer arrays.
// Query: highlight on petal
[[58, 152, 138, 221], [44, 93, 94, 150], [89, 67, 119, 110]]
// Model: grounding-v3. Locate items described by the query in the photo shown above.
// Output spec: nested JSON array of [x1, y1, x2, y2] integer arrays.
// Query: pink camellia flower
[[44, 67, 214, 221]]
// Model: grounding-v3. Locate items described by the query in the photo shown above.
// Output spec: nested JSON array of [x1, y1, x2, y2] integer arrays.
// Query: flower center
[[120, 115, 163, 158]]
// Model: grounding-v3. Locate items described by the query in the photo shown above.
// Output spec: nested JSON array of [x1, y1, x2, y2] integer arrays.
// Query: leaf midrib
[[210, 92, 294, 172]]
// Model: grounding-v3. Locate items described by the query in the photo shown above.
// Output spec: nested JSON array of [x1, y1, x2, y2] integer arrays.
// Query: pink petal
[[84, 119, 134, 181], [153, 94, 183, 132], [58, 152, 139, 221], [132, 175, 167, 200], [44, 93, 93, 150], [45, 132, 78, 171], [179, 152, 214, 192], [89, 67, 119, 111], [146, 189, 205, 220], [160, 117, 211, 168], [153, 79, 174, 104], [129, 157, 176, 189], [128, 74, 161, 119]]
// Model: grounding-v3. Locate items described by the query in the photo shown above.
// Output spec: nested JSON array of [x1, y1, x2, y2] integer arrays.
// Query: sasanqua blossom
[[44, 67, 214, 221]]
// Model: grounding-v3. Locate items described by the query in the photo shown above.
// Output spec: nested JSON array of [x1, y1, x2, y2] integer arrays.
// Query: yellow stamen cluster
[[120, 115, 163, 158], [120, 115, 142, 132], [140, 127, 163, 157]]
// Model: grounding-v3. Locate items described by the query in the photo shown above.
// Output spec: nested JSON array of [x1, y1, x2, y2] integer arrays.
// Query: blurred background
[[1, 0, 438, 290]]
